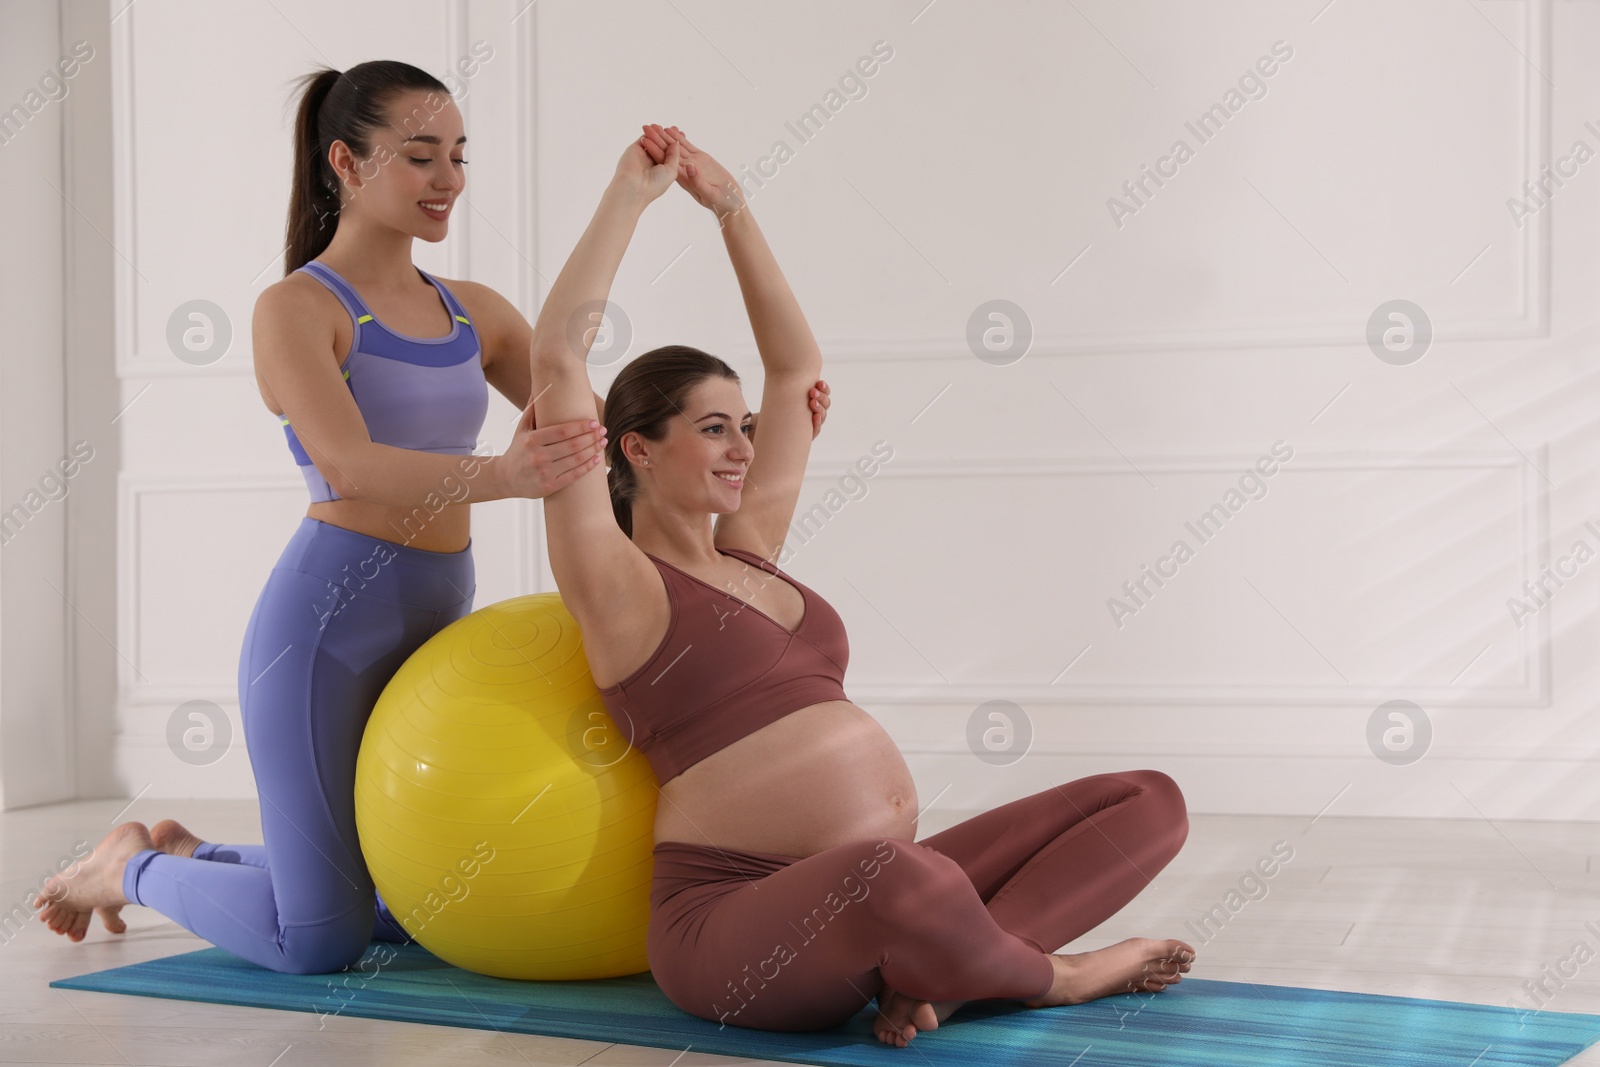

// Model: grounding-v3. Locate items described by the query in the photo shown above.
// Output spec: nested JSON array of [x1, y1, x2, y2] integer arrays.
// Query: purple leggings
[[120, 517, 473, 974], [647, 769, 1188, 1032]]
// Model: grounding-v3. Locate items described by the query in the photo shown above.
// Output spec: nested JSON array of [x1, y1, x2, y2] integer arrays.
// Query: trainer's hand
[[501, 396, 608, 499], [748, 380, 831, 443], [807, 379, 831, 438], [639, 123, 746, 220]]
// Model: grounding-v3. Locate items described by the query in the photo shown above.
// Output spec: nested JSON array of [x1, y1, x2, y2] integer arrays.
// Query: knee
[[1126, 768, 1188, 852], [276, 914, 374, 975]]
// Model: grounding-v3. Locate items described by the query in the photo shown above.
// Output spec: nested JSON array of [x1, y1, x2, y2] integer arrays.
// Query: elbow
[[327, 470, 359, 502], [322, 444, 364, 502], [766, 344, 822, 382], [778, 357, 824, 385]]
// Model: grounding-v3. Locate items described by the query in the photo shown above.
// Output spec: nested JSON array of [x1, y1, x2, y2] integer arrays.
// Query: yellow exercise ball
[[354, 592, 657, 980]]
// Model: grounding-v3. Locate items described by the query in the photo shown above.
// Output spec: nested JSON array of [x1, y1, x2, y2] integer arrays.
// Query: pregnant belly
[[653, 701, 919, 859]]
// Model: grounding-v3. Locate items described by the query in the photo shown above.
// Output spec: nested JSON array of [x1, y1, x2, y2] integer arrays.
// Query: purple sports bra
[[596, 547, 853, 784], [281, 260, 489, 502]]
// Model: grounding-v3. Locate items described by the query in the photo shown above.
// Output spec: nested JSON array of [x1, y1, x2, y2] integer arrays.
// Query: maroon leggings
[[646, 768, 1188, 1032]]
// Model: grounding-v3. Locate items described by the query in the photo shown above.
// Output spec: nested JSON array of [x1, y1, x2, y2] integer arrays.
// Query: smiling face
[[630, 375, 755, 518], [328, 88, 467, 239]]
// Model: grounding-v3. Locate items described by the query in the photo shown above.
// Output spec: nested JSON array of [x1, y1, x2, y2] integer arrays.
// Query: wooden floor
[[4, 797, 1600, 1065]]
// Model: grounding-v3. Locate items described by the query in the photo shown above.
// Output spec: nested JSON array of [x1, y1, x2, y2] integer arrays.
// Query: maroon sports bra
[[595, 547, 852, 784]]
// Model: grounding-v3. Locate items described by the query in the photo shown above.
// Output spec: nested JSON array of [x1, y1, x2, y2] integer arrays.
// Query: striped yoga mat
[[49, 942, 1600, 1066]]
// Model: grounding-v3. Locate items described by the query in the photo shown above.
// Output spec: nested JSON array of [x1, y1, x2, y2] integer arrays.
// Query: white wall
[[0, 1, 67, 809], [0, 0, 113, 809], [17, 0, 1600, 819]]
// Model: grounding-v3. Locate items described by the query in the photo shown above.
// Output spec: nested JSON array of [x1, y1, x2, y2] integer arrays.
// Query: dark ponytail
[[283, 61, 452, 275], [604, 345, 740, 538]]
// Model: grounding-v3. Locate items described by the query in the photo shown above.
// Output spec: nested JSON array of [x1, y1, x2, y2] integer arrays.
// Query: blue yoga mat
[[49, 941, 1600, 1066]]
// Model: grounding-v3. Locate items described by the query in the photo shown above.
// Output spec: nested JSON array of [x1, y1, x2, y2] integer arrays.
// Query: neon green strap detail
[[355, 313, 373, 324], [343, 369, 351, 380], [280, 416, 290, 425], [455, 314, 470, 324]]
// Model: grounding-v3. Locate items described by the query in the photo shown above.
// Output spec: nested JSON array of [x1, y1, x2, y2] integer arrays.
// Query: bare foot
[[149, 818, 205, 858], [91, 902, 127, 936], [62, 819, 207, 938], [31, 822, 153, 943], [1022, 938, 1196, 1008], [872, 982, 964, 1047]]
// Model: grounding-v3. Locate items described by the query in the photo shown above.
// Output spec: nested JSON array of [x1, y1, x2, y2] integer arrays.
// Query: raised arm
[[641, 124, 822, 561], [526, 135, 680, 670]]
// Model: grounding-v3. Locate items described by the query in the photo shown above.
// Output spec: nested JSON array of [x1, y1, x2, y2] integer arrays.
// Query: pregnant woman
[[535, 123, 1196, 1044], [28, 61, 831, 974]]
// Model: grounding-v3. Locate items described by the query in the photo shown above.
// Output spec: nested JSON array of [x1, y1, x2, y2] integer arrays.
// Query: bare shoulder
[[431, 276, 520, 331], [431, 275, 494, 312], [255, 269, 351, 341], [431, 276, 529, 369], [251, 273, 345, 413], [257, 269, 325, 313]]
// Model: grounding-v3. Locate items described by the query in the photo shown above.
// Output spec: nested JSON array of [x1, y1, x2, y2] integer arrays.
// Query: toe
[[97, 906, 126, 935]]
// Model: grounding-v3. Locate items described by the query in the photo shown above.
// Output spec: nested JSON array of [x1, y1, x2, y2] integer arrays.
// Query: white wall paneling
[[85, 0, 1600, 820]]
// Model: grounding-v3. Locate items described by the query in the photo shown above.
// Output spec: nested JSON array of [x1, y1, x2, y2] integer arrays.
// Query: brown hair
[[283, 61, 452, 275], [604, 345, 740, 538]]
